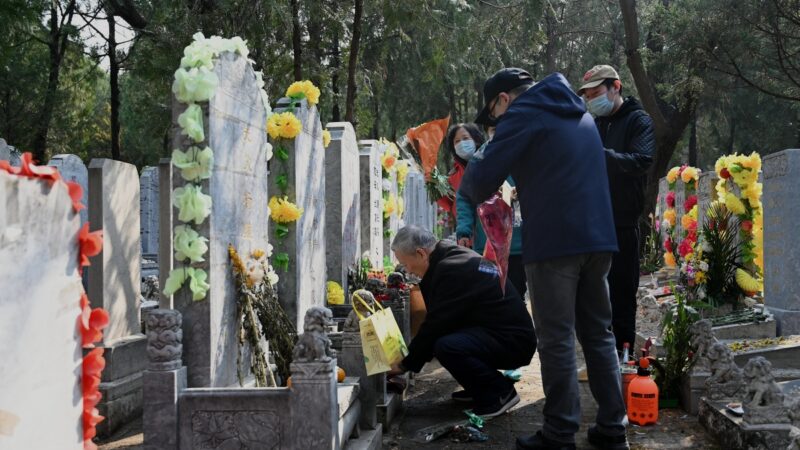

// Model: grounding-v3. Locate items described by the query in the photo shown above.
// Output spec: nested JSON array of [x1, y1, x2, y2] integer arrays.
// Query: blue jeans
[[434, 327, 534, 407], [525, 253, 626, 444]]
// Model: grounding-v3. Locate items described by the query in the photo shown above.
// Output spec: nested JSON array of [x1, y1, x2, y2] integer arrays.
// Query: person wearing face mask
[[455, 126, 527, 299], [436, 123, 483, 222], [459, 68, 628, 450], [578, 65, 655, 356]]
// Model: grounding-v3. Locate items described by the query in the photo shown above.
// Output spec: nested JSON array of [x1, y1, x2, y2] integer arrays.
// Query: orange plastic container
[[626, 358, 659, 426]]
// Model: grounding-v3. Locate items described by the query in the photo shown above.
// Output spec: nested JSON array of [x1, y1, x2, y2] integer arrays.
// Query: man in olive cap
[[460, 68, 628, 450], [578, 65, 654, 355]]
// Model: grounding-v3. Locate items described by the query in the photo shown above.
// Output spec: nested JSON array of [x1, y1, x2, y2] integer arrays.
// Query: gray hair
[[391, 225, 437, 255]]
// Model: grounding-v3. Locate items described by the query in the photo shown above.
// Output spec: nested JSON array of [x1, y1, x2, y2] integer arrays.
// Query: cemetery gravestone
[[169, 52, 271, 387], [359, 140, 383, 269], [402, 167, 436, 232], [324, 122, 361, 293], [763, 149, 800, 335], [267, 97, 327, 330], [697, 171, 719, 228], [0, 138, 21, 166], [140, 166, 159, 259], [0, 171, 83, 449], [48, 154, 89, 226]]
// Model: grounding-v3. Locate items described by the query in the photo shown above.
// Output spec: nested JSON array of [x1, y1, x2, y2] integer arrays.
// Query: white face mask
[[455, 139, 476, 160]]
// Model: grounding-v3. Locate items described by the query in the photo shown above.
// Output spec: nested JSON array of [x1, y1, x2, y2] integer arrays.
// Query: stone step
[[377, 391, 402, 428], [344, 424, 383, 450], [338, 377, 361, 419]]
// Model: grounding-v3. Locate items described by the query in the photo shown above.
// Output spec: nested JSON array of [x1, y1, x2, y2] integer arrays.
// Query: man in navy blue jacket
[[459, 68, 628, 450]]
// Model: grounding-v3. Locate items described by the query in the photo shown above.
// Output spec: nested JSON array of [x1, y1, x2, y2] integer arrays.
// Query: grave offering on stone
[[139, 166, 159, 258], [163, 33, 272, 388], [380, 140, 400, 265], [324, 122, 361, 295], [398, 115, 451, 203], [763, 149, 800, 334], [359, 139, 384, 269], [267, 89, 326, 330]]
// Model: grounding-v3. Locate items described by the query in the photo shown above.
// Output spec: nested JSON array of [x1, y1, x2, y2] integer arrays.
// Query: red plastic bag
[[477, 194, 513, 293]]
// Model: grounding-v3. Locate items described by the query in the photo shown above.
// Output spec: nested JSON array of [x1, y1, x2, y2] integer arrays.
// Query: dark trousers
[[608, 226, 640, 352], [434, 327, 531, 407], [508, 254, 528, 299]]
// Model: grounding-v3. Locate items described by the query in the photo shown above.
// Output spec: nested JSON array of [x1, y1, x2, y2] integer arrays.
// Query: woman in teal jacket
[[456, 153, 527, 298]]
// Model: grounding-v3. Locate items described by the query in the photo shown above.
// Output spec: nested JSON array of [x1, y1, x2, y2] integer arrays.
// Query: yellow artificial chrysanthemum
[[754, 211, 764, 230], [285, 80, 321, 105], [694, 271, 706, 284], [724, 192, 746, 215], [268, 196, 303, 223], [664, 252, 677, 268], [396, 160, 409, 186], [740, 152, 762, 171], [326, 281, 345, 305], [384, 195, 397, 219], [663, 209, 677, 227], [681, 213, 695, 231], [681, 166, 700, 183], [743, 182, 763, 207], [322, 129, 331, 148], [267, 112, 302, 140], [715, 178, 728, 202], [736, 268, 763, 293], [732, 167, 758, 188], [666, 167, 681, 184], [689, 204, 698, 220], [715, 155, 729, 177], [382, 150, 397, 173]]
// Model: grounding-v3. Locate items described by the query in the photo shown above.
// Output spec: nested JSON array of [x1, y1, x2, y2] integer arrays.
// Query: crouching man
[[387, 225, 536, 418]]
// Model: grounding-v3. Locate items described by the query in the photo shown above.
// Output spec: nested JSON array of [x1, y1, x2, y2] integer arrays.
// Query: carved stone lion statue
[[742, 357, 789, 424], [704, 342, 743, 400], [365, 277, 387, 298], [689, 319, 716, 370], [344, 289, 377, 332], [292, 306, 335, 362]]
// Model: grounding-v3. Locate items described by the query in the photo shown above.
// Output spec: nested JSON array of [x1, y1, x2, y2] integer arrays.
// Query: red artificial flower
[[684, 195, 698, 213], [741, 220, 753, 232], [79, 291, 109, 348], [1, 152, 61, 183], [720, 168, 731, 179], [666, 191, 676, 208], [663, 238, 673, 253], [68, 181, 86, 213], [687, 229, 698, 243], [78, 223, 103, 273], [678, 239, 694, 257]]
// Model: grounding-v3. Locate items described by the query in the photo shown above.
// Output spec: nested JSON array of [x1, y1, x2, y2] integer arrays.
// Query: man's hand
[[387, 362, 407, 376], [458, 237, 472, 248]]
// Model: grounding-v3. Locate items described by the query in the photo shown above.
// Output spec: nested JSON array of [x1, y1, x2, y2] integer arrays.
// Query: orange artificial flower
[[78, 223, 103, 273], [79, 292, 109, 348], [0, 152, 61, 183], [68, 181, 86, 213]]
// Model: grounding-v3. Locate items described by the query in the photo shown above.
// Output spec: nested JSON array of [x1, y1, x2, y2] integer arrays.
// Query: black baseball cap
[[475, 68, 534, 124]]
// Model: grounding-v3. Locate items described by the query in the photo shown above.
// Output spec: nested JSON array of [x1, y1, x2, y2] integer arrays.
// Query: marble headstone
[[267, 97, 326, 330], [0, 138, 21, 166], [324, 122, 361, 293], [358, 140, 383, 269], [763, 149, 800, 335], [0, 172, 83, 449], [47, 154, 89, 226], [402, 166, 436, 232], [169, 52, 271, 387], [140, 166, 160, 258]]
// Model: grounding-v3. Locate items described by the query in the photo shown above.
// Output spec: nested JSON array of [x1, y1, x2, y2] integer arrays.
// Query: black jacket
[[595, 97, 655, 228], [401, 241, 536, 373]]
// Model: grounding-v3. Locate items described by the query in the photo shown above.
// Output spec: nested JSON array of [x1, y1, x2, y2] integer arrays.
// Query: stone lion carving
[[704, 342, 743, 400], [689, 319, 716, 370], [145, 309, 183, 371], [743, 357, 789, 424], [344, 289, 378, 332], [365, 277, 387, 298], [292, 306, 335, 362]]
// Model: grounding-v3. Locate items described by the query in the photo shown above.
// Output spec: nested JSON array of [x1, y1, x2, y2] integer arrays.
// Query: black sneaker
[[451, 389, 473, 403], [471, 387, 520, 419], [516, 431, 576, 450], [587, 426, 630, 450]]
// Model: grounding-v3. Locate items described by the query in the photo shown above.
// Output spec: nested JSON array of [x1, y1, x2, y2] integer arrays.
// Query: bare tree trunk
[[331, 30, 341, 122], [290, 0, 302, 81], [108, 12, 121, 160], [688, 112, 697, 167], [31, 0, 77, 163], [344, 0, 363, 123]]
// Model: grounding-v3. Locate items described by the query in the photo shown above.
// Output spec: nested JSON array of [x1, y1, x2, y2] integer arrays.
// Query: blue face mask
[[586, 92, 615, 117], [455, 139, 476, 160]]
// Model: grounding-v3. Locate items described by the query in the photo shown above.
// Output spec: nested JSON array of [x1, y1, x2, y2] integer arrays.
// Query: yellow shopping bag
[[353, 291, 409, 375]]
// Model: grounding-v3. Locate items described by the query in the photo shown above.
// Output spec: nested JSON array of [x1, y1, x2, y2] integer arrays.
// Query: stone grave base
[[770, 307, 800, 336], [698, 398, 796, 449], [95, 334, 147, 437], [344, 423, 383, 450], [378, 391, 402, 428]]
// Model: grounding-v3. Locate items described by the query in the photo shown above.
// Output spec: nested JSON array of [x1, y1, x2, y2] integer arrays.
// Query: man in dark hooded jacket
[[579, 64, 655, 353], [459, 68, 628, 450]]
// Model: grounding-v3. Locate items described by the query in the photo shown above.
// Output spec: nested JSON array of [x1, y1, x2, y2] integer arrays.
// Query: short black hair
[[446, 123, 486, 164], [602, 78, 623, 96]]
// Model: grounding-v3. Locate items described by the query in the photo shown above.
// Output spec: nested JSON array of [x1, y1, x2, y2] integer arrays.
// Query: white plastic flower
[[382, 179, 392, 191], [265, 142, 273, 161], [173, 184, 213, 225], [260, 90, 271, 116], [266, 265, 279, 286], [254, 71, 265, 89], [265, 242, 273, 258], [661, 219, 671, 231], [174, 225, 209, 262], [178, 104, 205, 143], [172, 146, 214, 181], [229, 36, 249, 59], [172, 67, 218, 103], [699, 261, 709, 272]]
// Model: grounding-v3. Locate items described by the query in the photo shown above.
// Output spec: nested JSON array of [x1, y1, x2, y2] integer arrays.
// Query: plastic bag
[[477, 193, 513, 293]]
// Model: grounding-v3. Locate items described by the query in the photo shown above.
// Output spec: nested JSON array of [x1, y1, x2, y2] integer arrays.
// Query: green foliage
[[640, 214, 663, 274], [701, 202, 744, 307], [654, 286, 700, 399]]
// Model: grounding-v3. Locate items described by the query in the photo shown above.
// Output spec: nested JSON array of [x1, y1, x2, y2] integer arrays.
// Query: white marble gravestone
[[0, 171, 83, 449], [0, 138, 21, 166], [324, 122, 361, 293], [169, 52, 271, 387], [140, 166, 159, 258], [48, 154, 89, 226], [402, 166, 436, 232], [359, 140, 384, 269]]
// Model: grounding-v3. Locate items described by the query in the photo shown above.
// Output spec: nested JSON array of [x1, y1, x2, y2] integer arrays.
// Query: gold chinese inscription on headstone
[[242, 223, 253, 240], [243, 192, 253, 209]]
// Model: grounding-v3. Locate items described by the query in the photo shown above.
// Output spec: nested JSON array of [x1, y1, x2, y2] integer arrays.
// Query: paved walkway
[[384, 353, 719, 449]]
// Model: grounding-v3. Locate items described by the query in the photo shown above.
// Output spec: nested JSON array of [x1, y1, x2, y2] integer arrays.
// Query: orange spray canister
[[626, 357, 659, 426]]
